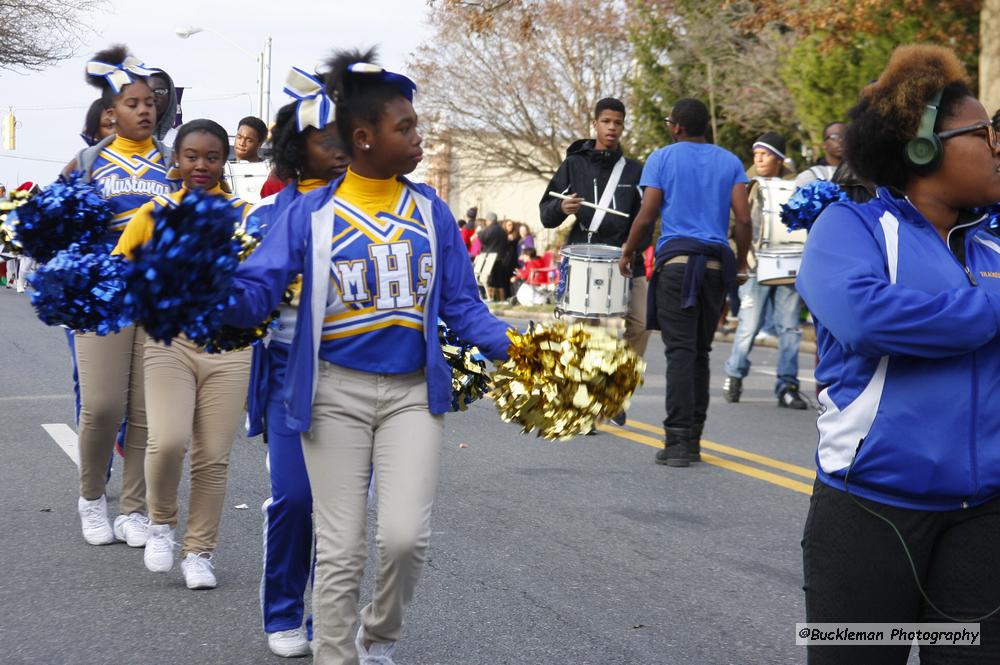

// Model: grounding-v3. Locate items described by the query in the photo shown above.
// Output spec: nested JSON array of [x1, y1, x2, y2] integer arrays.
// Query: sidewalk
[[487, 303, 818, 354]]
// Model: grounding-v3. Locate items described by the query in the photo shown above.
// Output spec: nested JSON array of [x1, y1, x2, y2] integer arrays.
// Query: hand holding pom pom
[[439, 321, 493, 412], [10, 172, 111, 262], [491, 322, 645, 440], [121, 190, 243, 345], [780, 180, 848, 233]]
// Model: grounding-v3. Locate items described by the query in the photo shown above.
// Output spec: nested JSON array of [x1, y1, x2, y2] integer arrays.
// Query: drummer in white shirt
[[722, 132, 808, 410]]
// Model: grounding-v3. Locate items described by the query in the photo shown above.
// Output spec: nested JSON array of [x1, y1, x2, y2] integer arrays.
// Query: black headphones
[[904, 89, 944, 170]]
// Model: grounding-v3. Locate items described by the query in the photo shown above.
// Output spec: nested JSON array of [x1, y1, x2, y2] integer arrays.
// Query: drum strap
[[587, 156, 627, 240]]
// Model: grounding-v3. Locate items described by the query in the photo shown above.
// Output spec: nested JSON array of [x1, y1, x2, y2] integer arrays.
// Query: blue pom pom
[[29, 243, 130, 335], [121, 190, 243, 345], [11, 172, 111, 262], [780, 180, 849, 233]]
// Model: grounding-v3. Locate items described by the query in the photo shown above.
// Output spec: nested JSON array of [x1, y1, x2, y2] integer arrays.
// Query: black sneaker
[[722, 376, 742, 403], [609, 411, 626, 427], [778, 387, 808, 410]]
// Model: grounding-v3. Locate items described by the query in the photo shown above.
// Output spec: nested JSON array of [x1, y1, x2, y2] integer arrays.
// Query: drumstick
[[548, 191, 630, 218]]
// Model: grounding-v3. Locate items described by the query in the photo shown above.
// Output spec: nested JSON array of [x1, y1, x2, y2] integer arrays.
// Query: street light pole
[[175, 27, 272, 123]]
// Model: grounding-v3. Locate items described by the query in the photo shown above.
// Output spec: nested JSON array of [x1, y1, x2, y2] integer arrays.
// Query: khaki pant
[[569, 275, 651, 357], [303, 362, 443, 665], [76, 326, 148, 514], [143, 336, 251, 556]]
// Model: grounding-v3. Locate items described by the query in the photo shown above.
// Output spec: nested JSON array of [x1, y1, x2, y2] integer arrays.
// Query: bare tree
[[0, 1, 106, 71], [411, 0, 633, 179]]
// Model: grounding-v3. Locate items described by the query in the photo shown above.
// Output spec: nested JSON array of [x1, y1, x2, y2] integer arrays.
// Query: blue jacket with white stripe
[[221, 174, 512, 432], [797, 187, 1000, 511]]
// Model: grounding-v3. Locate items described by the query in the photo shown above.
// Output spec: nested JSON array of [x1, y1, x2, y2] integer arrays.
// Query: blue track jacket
[[797, 187, 1000, 511], [223, 175, 512, 432]]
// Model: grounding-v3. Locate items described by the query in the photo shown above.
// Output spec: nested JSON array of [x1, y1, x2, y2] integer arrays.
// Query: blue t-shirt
[[639, 142, 748, 250]]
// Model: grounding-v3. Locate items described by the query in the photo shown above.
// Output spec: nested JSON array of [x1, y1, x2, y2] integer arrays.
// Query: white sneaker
[[113, 512, 150, 547], [143, 524, 176, 572], [181, 552, 217, 589], [268, 627, 310, 658], [355, 626, 397, 665], [77, 495, 114, 545]]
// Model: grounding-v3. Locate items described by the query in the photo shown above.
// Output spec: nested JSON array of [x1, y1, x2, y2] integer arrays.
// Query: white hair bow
[[86, 56, 158, 95], [283, 67, 336, 132]]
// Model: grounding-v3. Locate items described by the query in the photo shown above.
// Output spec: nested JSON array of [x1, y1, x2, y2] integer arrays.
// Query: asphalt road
[[0, 285, 883, 665]]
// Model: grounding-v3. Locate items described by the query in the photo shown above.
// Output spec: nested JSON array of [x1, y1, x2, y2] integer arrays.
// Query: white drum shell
[[756, 245, 803, 286], [556, 244, 630, 317], [756, 178, 807, 246]]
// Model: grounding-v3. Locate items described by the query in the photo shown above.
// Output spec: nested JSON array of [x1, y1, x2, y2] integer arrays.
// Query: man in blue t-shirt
[[619, 98, 751, 468]]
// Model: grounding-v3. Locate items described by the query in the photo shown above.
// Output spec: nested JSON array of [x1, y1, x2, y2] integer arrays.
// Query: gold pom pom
[[491, 322, 645, 440]]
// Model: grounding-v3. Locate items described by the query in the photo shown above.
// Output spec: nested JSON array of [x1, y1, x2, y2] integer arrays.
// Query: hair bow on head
[[86, 56, 158, 95], [284, 67, 336, 133], [346, 62, 417, 102]]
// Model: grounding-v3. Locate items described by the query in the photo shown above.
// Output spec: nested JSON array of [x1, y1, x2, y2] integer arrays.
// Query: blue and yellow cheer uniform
[[88, 135, 178, 238]]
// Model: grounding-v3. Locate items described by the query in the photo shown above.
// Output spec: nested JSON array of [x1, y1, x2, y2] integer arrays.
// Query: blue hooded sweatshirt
[[797, 187, 1000, 511]]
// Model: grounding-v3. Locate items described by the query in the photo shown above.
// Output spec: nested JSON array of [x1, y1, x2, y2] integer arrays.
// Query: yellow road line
[[623, 419, 816, 479], [597, 423, 814, 496]]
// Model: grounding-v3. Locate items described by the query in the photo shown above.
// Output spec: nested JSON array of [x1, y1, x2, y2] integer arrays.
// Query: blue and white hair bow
[[86, 56, 158, 95], [283, 67, 336, 132], [346, 62, 417, 102]]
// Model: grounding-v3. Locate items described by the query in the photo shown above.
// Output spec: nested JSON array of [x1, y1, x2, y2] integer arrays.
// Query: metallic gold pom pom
[[491, 322, 645, 440]]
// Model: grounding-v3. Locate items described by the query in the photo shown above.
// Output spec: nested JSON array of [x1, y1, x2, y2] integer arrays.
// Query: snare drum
[[555, 244, 630, 317], [756, 245, 803, 286]]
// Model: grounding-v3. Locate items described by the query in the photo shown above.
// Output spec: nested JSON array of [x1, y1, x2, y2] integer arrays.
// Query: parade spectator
[[798, 45, 1000, 663], [459, 207, 477, 250], [477, 213, 507, 301], [516, 222, 535, 256], [619, 97, 751, 467]]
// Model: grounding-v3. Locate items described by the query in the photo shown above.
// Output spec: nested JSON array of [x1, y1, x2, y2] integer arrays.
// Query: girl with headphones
[[798, 45, 1000, 663]]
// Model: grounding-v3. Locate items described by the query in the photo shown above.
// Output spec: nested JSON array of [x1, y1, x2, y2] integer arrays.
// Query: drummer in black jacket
[[539, 97, 649, 426]]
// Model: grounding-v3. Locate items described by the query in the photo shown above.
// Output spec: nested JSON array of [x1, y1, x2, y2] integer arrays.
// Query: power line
[[9, 92, 254, 112], [0, 153, 66, 164]]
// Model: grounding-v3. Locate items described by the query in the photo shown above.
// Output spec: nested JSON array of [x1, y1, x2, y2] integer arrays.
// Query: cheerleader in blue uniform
[[221, 49, 511, 665], [67, 45, 178, 548], [244, 67, 350, 658], [114, 119, 254, 590]]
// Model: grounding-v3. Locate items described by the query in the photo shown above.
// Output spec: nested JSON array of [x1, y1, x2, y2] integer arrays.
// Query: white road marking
[[42, 423, 79, 467], [0, 393, 74, 402]]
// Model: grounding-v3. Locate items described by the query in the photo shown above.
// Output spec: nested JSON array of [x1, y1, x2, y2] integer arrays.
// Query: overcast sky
[[0, 0, 434, 188]]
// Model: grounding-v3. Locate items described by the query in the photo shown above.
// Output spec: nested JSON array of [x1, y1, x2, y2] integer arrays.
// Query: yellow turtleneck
[[111, 135, 155, 155], [113, 183, 228, 259], [336, 167, 403, 218], [297, 178, 328, 195]]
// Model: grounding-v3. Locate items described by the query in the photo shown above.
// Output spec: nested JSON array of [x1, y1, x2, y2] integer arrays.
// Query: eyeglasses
[[664, 118, 676, 126], [937, 121, 999, 151], [151, 88, 169, 97], [824, 133, 842, 141]]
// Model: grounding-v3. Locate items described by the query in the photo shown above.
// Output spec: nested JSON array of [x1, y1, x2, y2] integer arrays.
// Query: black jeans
[[654, 264, 725, 430], [803, 479, 1000, 664]]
